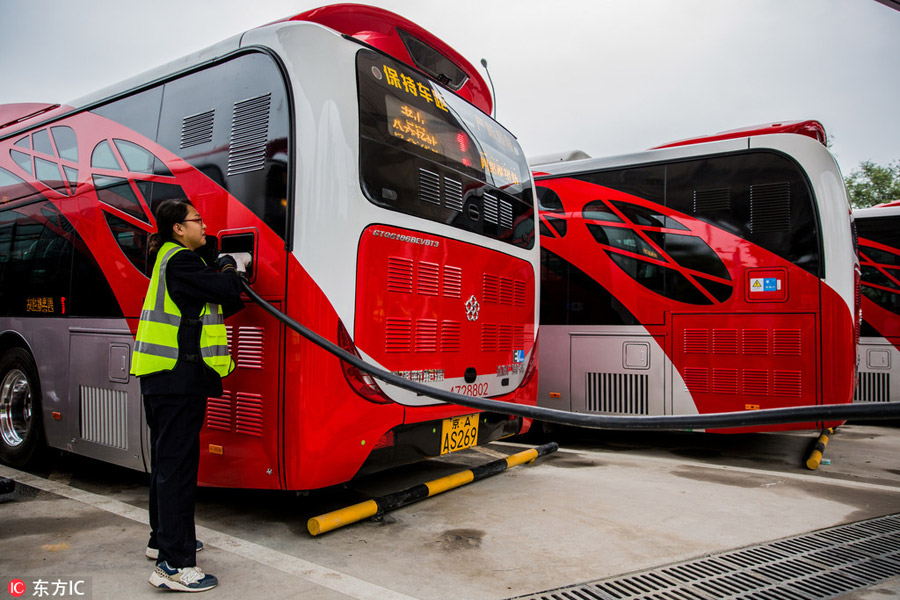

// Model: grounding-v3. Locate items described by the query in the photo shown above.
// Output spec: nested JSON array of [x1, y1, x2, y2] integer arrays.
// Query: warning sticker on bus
[[440, 414, 479, 454]]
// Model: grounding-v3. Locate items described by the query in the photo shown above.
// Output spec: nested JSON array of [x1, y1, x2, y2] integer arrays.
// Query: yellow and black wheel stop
[[308, 442, 558, 536], [806, 428, 834, 470]]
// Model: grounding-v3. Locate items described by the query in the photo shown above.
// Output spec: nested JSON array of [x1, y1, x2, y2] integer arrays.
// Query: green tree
[[845, 160, 900, 208]]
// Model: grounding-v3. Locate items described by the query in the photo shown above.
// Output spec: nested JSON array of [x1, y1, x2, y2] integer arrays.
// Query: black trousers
[[144, 393, 206, 568]]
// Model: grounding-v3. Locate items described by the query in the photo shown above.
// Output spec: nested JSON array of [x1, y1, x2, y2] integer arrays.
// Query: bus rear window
[[357, 49, 533, 249]]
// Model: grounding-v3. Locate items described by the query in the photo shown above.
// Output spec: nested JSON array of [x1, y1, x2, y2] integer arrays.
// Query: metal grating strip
[[79, 386, 128, 450], [484, 193, 499, 224], [180, 109, 214, 149], [854, 371, 890, 403], [227, 94, 270, 176], [509, 514, 900, 600], [444, 177, 463, 212], [419, 168, 441, 205], [585, 372, 649, 415]]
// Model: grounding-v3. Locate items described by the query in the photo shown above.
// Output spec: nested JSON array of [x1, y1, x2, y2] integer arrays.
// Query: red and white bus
[[532, 121, 857, 432], [854, 202, 900, 403], [0, 5, 539, 489]]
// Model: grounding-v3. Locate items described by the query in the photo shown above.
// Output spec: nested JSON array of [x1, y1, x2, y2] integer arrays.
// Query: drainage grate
[[510, 514, 900, 600]]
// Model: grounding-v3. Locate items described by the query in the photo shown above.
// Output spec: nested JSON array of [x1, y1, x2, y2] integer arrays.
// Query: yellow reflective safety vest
[[130, 241, 235, 378]]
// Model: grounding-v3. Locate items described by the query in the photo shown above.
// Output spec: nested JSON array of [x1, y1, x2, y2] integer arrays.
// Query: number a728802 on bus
[[0, 5, 539, 490], [532, 121, 858, 432]]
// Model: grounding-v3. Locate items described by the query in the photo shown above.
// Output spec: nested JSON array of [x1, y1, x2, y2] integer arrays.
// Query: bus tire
[[0, 348, 46, 468]]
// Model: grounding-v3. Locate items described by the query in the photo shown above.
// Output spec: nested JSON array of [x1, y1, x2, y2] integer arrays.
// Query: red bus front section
[[537, 168, 855, 432]]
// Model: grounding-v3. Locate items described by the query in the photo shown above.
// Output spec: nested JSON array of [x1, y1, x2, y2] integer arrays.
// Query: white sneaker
[[149, 561, 217, 592]]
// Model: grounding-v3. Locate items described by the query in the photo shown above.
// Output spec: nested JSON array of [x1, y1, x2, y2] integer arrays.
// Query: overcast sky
[[1, 0, 897, 175]]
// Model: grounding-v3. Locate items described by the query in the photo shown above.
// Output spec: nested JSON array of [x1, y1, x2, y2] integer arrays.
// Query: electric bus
[[854, 202, 900, 403], [532, 121, 857, 433], [0, 4, 539, 490]]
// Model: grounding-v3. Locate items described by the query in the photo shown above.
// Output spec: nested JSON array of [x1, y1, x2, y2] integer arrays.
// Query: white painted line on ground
[[0, 465, 420, 600], [491, 441, 900, 494]]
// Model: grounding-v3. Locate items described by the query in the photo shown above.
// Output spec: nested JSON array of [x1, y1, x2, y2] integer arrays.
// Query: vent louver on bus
[[419, 168, 441, 205], [750, 182, 791, 233], [483, 192, 514, 229], [693, 187, 731, 212], [444, 177, 463, 212], [227, 93, 271, 176], [80, 386, 128, 450], [585, 372, 649, 415], [180, 110, 214, 149], [205, 390, 264, 437], [855, 372, 891, 403]]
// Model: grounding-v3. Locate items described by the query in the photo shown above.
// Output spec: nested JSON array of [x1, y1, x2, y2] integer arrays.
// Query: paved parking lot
[[1, 423, 899, 599]]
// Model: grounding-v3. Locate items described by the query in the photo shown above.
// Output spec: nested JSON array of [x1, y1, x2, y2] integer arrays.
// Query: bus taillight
[[337, 320, 393, 404], [521, 335, 538, 389]]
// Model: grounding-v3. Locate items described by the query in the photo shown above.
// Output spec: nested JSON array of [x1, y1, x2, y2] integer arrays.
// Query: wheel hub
[[0, 369, 32, 448]]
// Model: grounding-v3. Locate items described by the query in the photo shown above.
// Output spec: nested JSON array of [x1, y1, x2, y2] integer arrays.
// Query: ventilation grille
[[482, 193, 514, 229], [386, 318, 412, 353], [686, 328, 801, 356], [415, 319, 438, 353], [236, 327, 265, 370], [227, 93, 270, 176], [773, 329, 802, 355], [500, 197, 514, 229], [683, 368, 803, 398], [443, 266, 462, 299], [441, 321, 461, 353], [444, 177, 463, 212], [712, 369, 739, 394], [484, 193, 499, 224], [743, 370, 769, 396], [385, 319, 466, 354], [684, 329, 709, 354], [387, 257, 462, 297], [585, 373, 649, 415], [387, 257, 414, 293], [693, 187, 731, 212], [480, 323, 524, 352], [206, 390, 264, 437], [483, 274, 527, 306], [774, 370, 802, 397], [79, 386, 127, 450], [511, 514, 900, 600], [419, 168, 441, 205], [180, 110, 214, 149], [712, 329, 738, 354], [855, 372, 891, 403], [235, 392, 263, 437], [750, 182, 791, 233], [743, 330, 769, 355], [207, 392, 232, 432], [417, 262, 440, 296]]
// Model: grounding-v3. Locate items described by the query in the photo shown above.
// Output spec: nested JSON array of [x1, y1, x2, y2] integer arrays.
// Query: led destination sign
[[375, 60, 525, 188]]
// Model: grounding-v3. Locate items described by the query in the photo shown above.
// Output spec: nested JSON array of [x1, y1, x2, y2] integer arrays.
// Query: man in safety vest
[[131, 198, 248, 593]]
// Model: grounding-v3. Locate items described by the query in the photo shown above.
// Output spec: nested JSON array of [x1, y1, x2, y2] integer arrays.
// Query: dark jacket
[[140, 244, 244, 397]]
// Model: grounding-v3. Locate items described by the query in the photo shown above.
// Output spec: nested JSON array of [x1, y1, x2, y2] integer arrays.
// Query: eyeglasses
[[181, 217, 204, 225]]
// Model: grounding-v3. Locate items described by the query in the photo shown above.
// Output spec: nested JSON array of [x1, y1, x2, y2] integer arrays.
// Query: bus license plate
[[440, 414, 479, 455]]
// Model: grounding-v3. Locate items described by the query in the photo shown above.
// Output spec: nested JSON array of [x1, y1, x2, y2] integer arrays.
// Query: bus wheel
[[0, 348, 45, 468]]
